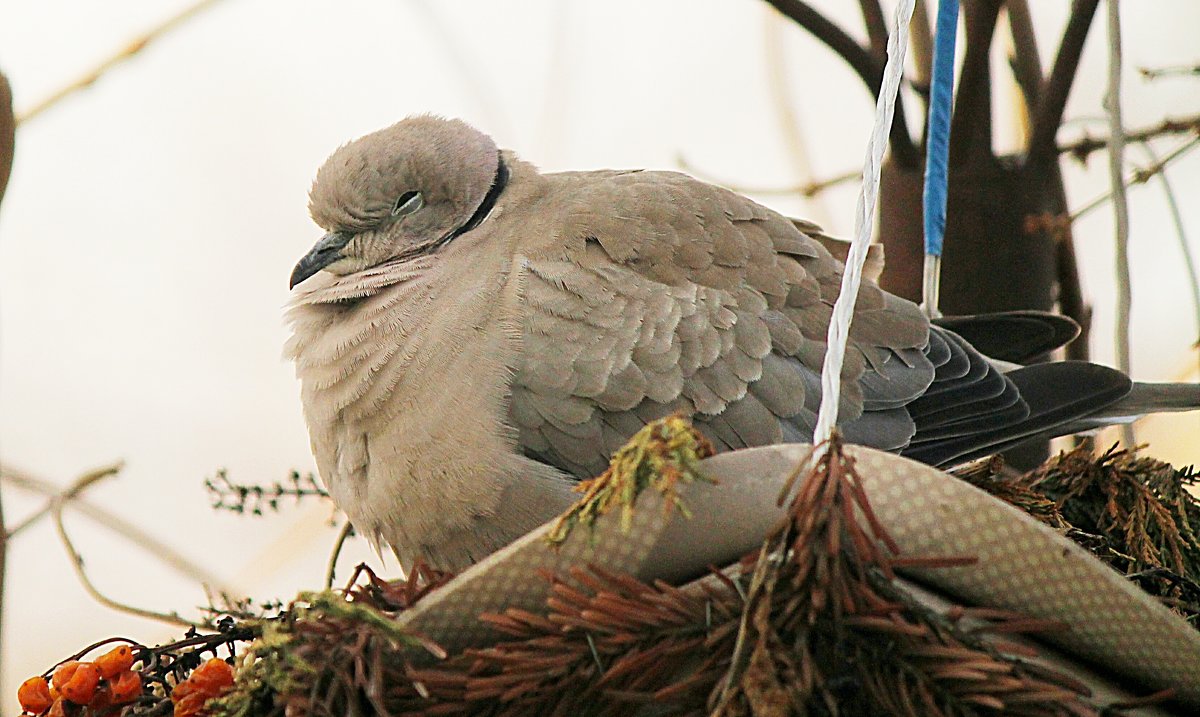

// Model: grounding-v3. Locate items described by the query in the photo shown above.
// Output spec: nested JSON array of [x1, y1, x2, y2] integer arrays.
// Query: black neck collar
[[445, 153, 509, 243]]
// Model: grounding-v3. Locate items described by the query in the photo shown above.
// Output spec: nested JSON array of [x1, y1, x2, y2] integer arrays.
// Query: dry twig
[[5, 460, 124, 537], [1138, 63, 1200, 80], [1059, 112, 1200, 163], [324, 520, 356, 590], [676, 153, 860, 198], [50, 464, 205, 629], [1071, 135, 1200, 221], [2, 463, 231, 590], [16, 0, 231, 124]]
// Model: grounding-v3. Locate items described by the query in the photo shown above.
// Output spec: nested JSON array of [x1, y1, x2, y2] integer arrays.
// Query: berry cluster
[[18, 646, 142, 716], [170, 658, 234, 717]]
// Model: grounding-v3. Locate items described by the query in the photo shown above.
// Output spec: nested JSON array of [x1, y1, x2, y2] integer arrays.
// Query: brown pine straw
[[93, 421, 1188, 716], [390, 433, 1118, 715], [965, 443, 1200, 623]]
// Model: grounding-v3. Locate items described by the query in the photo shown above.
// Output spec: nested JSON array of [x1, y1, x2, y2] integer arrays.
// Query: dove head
[[290, 115, 504, 288]]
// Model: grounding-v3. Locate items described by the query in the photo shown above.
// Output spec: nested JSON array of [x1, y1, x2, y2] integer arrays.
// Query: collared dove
[[285, 115, 1199, 571]]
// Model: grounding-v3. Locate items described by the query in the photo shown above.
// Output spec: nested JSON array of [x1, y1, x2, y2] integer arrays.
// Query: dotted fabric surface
[[848, 446, 1200, 706], [396, 444, 1200, 707], [398, 495, 670, 655]]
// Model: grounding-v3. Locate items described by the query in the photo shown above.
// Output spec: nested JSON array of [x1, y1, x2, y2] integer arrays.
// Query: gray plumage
[[285, 115, 1196, 571]]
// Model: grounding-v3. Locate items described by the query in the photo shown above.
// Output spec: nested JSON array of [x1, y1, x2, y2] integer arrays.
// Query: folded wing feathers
[[510, 168, 941, 475]]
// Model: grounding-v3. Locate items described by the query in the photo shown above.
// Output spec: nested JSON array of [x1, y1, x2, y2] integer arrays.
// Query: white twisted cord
[[812, 0, 918, 449]]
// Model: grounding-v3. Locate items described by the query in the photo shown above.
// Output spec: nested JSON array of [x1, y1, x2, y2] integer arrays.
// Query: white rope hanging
[[812, 0, 918, 449]]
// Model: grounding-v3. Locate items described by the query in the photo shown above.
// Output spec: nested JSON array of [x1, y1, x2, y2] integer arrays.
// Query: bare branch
[[858, 0, 890, 61], [16, 0, 230, 124], [5, 461, 123, 536], [1026, 0, 1101, 168], [1005, 0, 1045, 111], [2, 463, 233, 591], [1059, 113, 1200, 163], [1138, 63, 1200, 80], [1132, 141, 1200, 373], [51, 468, 204, 629], [761, 0, 919, 167], [1071, 136, 1200, 221], [676, 152, 860, 198], [324, 521, 356, 590]]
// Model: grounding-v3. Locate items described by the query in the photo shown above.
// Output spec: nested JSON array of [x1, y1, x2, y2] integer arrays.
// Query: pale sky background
[[1, 1, 1198, 710]]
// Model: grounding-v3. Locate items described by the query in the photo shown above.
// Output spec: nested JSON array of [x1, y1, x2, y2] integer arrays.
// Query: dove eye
[[391, 191, 423, 217]]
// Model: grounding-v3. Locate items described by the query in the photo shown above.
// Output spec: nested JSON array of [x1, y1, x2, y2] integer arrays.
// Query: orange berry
[[191, 658, 234, 691], [17, 676, 53, 714], [94, 646, 135, 679], [173, 691, 209, 717], [171, 658, 234, 717], [58, 663, 101, 705], [46, 698, 70, 717], [50, 662, 81, 691], [171, 680, 195, 701], [110, 670, 142, 704]]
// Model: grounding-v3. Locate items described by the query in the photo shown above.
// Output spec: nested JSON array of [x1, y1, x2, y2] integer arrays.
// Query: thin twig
[[16, 0, 230, 124], [1138, 64, 1200, 80], [1103, 0, 1133, 447], [1058, 121, 1200, 370], [1071, 135, 1200, 221], [1132, 140, 1200, 377], [1059, 113, 1200, 163], [51, 469, 204, 629], [2, 464, 233, 591], [676, 153, 860, 197], [325, 521, 355, 590], [5, 461, 124, 536]]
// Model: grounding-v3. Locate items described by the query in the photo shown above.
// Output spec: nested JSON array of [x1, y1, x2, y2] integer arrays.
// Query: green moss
[[546, 415, 716, 545]]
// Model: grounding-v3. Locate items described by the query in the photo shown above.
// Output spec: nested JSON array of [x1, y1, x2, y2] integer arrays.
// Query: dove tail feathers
[[1059, 381, 1200, 432], [1115, 381, 1200, 414]]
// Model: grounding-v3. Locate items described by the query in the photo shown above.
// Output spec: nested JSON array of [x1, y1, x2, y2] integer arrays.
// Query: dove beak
[[290, 231, 351, 288]]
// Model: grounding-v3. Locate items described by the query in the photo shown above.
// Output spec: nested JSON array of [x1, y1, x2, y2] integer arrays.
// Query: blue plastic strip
[[922, 0, 960, 258]]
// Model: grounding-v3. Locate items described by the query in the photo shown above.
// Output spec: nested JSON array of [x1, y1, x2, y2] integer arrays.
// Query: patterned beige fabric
[[396, 444, 1200, 708]]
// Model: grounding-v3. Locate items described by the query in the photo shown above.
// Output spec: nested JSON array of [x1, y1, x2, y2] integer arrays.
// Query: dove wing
[[508, 169, 933, 478]]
